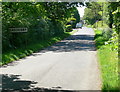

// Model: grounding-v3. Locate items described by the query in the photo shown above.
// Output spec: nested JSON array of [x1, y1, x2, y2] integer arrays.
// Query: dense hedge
[[2, 2, 81, 53]]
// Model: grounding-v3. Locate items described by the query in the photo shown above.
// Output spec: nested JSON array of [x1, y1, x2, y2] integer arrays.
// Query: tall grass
[[94, 29, 119, 91]]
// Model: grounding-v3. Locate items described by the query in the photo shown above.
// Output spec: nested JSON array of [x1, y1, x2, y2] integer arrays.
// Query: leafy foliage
[[66, 25, 72, 32], [2, 32, 71, 65], [2, 2, 81, 53], [94, 29, 118, 91], [84, 2, 119, 51], [85, 2, 119, 91], [83, 2, 102, 25]]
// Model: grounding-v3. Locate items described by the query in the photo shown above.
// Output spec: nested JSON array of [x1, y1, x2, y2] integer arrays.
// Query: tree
[[2, 2, 83, 52], [83, 2, 102, 25]]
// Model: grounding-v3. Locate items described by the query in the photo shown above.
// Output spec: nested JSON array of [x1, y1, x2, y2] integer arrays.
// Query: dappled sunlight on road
[[1, 27, 101, 91], [39, 27, 96, 53]]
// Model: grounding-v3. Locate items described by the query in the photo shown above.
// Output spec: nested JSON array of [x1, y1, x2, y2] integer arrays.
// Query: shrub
[[102, 28, 113, 40], [93, 21, 108, 28], [106, 31, 118, 51], [66, 25, 73, 32]]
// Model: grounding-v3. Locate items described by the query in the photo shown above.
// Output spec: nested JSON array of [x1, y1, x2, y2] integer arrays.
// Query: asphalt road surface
[[1, 27, 101, 91]]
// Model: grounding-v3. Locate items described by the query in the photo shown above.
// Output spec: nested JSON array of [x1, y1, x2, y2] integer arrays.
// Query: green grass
[[94, 29, 119, 91], [2, 30, 77, 66]]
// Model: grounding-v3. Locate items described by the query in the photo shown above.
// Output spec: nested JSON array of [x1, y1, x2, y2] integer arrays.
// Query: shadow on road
[[1, 74, 37, 91], [40, 34, 96, 53], [1, 33, 97, 91], [1, 74, 80, 92]]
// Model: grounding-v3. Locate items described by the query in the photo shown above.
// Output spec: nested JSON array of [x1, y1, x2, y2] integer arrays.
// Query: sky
[[77, 6, 86, 18]]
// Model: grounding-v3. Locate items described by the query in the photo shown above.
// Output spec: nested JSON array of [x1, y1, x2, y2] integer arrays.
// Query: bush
[[65, 25, 73, 32], [106, 31, 118, 51], [94, 28, 113, 49], [93, 21, 108, 28], [102, 28, 113, 40]]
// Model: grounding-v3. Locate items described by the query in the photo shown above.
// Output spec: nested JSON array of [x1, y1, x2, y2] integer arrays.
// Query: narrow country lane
[[1, 27, 101, 91]]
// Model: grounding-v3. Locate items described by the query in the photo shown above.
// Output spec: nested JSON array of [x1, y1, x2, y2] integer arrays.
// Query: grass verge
[[94, 29, 118, 91], [2, 30, 77, 66]]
